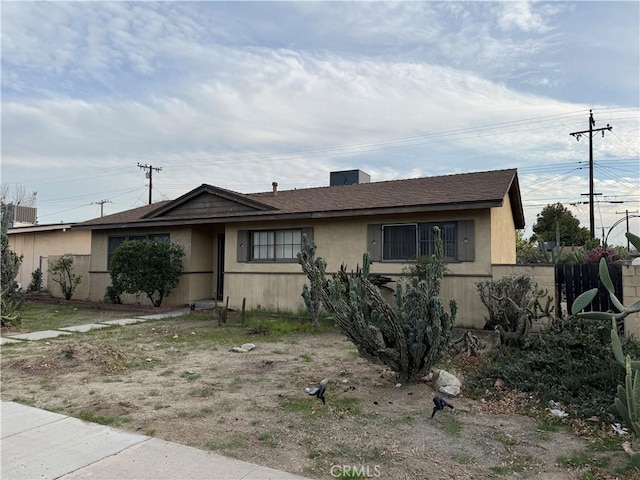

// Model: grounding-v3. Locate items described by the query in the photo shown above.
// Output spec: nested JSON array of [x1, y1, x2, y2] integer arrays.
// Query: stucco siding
[[8, 229, 91, 290], [47, 254, 91, 300], [490, 194, 517, 264]]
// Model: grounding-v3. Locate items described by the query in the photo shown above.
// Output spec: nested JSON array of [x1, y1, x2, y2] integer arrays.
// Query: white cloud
[[497, 1, 549, 33]]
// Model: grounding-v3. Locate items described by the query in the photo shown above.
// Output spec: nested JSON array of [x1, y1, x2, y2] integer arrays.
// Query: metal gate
[[555, 263, 623, 315]]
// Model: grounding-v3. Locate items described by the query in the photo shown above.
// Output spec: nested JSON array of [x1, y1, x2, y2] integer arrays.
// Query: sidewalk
[[0, 310, 313, 480], [1, 401, 311, 480]]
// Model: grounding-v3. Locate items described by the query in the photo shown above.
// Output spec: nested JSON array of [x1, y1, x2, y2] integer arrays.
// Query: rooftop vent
[[329, 170, 370, 186]]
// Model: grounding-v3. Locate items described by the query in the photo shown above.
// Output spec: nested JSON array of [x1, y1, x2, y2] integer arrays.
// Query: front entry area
[[216, 233, 225, 301]]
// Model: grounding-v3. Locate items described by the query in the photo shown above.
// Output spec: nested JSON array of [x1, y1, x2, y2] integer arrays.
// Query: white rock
[[241, 343, 256, 351], [230, 347, 248, 353], [434, 369, 462, 397], [439, 385, 461, 396]]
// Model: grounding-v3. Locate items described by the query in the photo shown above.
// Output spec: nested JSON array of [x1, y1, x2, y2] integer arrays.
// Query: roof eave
[[75, 200, 504, 230]]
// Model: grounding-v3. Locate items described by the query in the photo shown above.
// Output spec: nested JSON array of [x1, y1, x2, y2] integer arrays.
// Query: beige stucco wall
[[47, 254, 91, 300], [223, 209, 494, 326], [490, 193, 517, 264], [8, 229, 91, 290], [623, 265, 640, 337]]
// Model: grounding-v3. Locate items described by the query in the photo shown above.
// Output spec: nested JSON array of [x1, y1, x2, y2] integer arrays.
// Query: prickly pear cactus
[[573, 232, 640, 446]]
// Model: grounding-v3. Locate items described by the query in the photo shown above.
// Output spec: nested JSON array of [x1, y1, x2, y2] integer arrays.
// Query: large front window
[[383, 223, 457, 261], [251, 229, 302, 261]]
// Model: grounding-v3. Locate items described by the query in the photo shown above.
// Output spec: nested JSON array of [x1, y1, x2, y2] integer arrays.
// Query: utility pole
[[91, 199, 112, 217], [570, 110, 612, 239], [137, 163, 162, 205]]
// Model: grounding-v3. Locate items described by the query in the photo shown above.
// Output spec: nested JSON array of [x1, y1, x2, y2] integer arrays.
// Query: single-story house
[[7, 223, 91, 295], [73, 168, 524, 327]]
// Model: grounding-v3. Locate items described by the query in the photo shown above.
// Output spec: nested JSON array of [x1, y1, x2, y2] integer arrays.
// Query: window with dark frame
[[251, 228, 302, 261], [383, 222, 458, 261]]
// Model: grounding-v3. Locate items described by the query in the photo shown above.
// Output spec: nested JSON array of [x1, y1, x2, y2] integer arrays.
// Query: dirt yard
[[0, 313, 632, 479]]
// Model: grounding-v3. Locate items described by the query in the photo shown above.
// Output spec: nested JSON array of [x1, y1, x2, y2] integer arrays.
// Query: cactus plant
[[298, 228, 456, 382], [573, 232, 640, 465]]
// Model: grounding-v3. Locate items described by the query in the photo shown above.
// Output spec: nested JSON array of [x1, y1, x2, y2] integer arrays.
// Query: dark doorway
[[216, 234, 225, 301]]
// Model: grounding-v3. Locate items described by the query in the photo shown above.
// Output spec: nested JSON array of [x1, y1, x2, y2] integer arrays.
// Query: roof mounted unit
[[330, 169, 370, 186]]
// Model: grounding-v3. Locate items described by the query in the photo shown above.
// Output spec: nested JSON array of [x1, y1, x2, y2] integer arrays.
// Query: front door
[[216, 234, 225, 301]]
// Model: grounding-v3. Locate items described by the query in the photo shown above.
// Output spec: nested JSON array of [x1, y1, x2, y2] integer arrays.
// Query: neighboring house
[[7, 223, 92, 294], [74, 168, 524, 327]]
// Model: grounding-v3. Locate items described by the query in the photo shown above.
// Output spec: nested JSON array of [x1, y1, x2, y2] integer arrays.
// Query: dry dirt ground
[[0, 313, 633, 480]]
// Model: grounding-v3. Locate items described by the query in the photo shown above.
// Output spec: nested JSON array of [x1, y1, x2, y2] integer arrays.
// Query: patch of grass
[[144, 428, 156, 436], [77, 411, 130, 426], [279, 395, 327, 418], [537, 420, 561, 433], [203, 434, 247, 451], [148, 389, 160, 396], [442, 417, 462, 437], [578, 471, 598, 480], [190, 387, 214, 398], [332, 397, 362, 416], [217, 399, 236, 412], [589, 435, 624, 452], [1, 303, 132, 334], [556, 452, 590, 467], [258, 432, 278, 447], [299, 354, 312, 362], [453, 454, 473, 464], [200, 407, 213, 415], [159, 370, 174, 377], [11, 396, 36, 406], [272, 349, 286, 354], [180, 371, 201, 381], [335, 469, 365, 479], [250, 419, 261, 426]]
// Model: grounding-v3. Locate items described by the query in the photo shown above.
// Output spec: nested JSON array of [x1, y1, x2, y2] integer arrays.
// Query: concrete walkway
[[0, 310, 312, 480], [0, 308, 190, 345]]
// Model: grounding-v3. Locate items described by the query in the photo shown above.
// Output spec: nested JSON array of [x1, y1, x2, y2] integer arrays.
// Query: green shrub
[[467, 316, 640, 418]]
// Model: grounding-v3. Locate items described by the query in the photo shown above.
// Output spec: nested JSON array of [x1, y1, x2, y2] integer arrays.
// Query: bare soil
[[0, 312, 632, 480]]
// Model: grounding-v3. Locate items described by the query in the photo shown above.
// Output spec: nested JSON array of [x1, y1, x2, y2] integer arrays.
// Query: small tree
[[29, 268, 43, 292], [1, 211, 24, 326], [531, 203, 589, 246], [50, 254, 82, 300], [109, 240, 185, 307]]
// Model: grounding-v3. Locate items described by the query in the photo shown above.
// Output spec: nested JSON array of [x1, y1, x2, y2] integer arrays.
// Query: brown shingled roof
[[74, 169, 524, 229]]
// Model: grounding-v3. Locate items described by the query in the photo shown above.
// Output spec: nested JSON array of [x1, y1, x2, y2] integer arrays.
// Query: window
[[107, 233, 170, 268], [251, 229, 302, 261], [238, 228, 311, 263], [382, 222, 459, 262], [383, 224, 417, 260], [419, 223, 457, 260]]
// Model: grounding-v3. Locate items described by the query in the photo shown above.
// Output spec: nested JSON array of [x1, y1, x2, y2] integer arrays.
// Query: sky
[[1, 1, 639, 247]]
